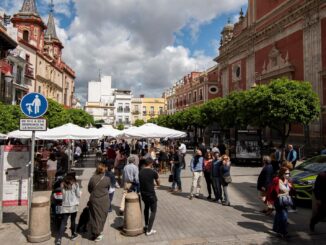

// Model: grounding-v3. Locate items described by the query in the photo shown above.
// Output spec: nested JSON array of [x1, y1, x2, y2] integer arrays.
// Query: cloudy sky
[[1, 0, 247, 103]]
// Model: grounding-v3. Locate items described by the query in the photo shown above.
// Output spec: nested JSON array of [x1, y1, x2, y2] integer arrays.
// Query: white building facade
[[114, 89, 132, 128], [84, 76, 115, 125]]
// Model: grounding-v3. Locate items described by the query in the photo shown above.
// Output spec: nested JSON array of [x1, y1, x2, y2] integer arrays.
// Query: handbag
[[223, 175, 232, 184], [277, 195, 293, 208], [168, 174, 173, 182]]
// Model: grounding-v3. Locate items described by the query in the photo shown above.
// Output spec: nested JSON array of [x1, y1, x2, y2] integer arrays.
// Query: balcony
[[117, 107, 123, 113], [142, 111, 147, 116], [124, 120, 130, 125], [132, 110, 140, 115], [25, 64, 34, 79], [124, 107, 130, 113]]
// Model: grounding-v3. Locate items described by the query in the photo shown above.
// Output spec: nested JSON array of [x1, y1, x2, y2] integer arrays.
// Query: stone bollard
[[121, 192, 143, 236], [27, 196, 51, 243]]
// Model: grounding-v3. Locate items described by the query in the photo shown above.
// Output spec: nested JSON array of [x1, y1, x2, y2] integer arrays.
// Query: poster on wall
[[0, 145, 30, 206]]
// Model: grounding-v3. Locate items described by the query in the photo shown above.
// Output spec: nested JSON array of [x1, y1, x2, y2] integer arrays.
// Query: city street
[[0, 153, 325, 245]]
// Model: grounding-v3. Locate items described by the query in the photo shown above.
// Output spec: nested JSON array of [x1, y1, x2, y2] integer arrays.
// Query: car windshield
[[296, 155, 326, 172]]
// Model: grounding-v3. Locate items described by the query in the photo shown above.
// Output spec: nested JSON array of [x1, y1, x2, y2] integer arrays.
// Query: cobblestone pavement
[[1, 153, 326, 245]]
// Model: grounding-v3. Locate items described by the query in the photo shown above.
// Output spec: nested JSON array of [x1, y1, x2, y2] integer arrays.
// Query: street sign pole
[[28, 130, 35, 227], [20, 92, 48, 231]]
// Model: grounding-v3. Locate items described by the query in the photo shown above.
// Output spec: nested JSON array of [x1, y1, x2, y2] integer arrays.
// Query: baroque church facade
[[10, 0, 75, 107], [215, 0, 326, 145]]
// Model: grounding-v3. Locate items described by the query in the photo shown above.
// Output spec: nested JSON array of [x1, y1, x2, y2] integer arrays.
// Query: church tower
[[11, 0, 46, 51], [44, 0, 63, 64]]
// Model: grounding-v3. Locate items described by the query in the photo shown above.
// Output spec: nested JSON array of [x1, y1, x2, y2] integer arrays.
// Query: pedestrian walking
[[268, 167, 293, 238], [211, 152, 222, 203], [88, 163, 110, 242], [139, 158, 160, 236], [188, 149, 204, 200], [286, 144, 297, 168], [257, 156, 274, 215], [310, 170, 326, 232], [220, 155, 232, 206], [177, 141, 187, 169], [169, 147, 183, 192], [203, 152, 214, 200], [47, 153, 57, 189], [119, 156, 139, 215], [105, 160, 116, 213], [55, 174, 81, 245]]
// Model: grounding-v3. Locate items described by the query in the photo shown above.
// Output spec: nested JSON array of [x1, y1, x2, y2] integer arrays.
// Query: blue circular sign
[[20, 93, 48, 118]]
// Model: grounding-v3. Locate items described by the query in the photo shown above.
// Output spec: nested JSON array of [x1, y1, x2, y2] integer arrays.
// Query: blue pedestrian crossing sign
[[20, 93, 48, 118]]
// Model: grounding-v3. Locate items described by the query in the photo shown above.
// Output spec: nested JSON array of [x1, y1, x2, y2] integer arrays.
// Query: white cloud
[[60, 0, 247, 103], [2, 0, 247, 104]]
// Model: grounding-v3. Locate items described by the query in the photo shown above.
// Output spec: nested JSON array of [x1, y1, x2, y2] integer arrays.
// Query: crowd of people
[[43, 138, 325, 244], [257, 144, 326, 238]]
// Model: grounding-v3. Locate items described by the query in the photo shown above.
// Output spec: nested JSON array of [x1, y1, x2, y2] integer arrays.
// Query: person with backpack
[[55, 174, 81, 245]]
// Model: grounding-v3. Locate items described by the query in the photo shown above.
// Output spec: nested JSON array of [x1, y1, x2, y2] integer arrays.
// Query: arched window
[[23, 30, 29, 41]]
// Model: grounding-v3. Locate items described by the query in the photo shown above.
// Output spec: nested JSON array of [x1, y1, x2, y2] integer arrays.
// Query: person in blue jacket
[[188, 149, 204, 200]]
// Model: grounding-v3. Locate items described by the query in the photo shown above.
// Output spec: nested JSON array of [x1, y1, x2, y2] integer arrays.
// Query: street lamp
[[4, 71, 13, 104]]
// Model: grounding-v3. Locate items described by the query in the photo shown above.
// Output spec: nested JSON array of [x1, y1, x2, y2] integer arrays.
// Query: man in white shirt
[[178, 141, 187, 169]]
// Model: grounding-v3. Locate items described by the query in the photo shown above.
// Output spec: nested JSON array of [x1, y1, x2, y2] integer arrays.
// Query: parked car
[[291, 155, 326, 200]]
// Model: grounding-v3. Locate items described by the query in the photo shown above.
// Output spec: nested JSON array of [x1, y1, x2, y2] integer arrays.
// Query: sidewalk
[[0, 154, 325, 245]]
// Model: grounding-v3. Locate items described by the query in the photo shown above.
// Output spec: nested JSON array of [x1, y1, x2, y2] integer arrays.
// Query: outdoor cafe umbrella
[[0, 133, 8, 139], [38, 123, 101, 140], [118, 123, 187, 139], [7, 129, 48, 139], [37, 123, 102, 171]]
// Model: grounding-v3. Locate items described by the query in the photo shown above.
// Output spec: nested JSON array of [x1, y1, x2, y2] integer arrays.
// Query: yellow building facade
[[131, 97, 166, 123]]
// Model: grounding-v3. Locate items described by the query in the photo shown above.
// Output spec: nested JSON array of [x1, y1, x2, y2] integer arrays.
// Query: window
[[159, 107, 163, 115], [34, 27, 38, 38], [199, 89, 203, 100], [124, 104, 130, 112], [188, 93, 192, 104], [38, 86, 41, 93], [209, 86, 218, 94], [118, 103, 123, 112], [150, 106, 154, 115], [104, 109, 108, 116], [23, 30, 29, 41], [125, 116, 129, 124], [143, 106, 147, 115], [16, 66, 23, 84], [193, 91, 197, 102], [57, 93, 59, 102]]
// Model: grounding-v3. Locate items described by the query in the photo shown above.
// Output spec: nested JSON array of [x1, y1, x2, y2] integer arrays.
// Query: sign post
[[20, 92, 48, 227]]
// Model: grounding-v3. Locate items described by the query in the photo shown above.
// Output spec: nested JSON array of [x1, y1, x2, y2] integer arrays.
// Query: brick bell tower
[[44, 0, 63, 65], [11, 0, 46, 51]]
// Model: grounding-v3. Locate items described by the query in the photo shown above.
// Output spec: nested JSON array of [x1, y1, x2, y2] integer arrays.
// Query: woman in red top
[[203, 152, 213, 200]]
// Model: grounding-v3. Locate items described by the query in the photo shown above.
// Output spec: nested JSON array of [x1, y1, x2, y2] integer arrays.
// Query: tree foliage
[[66, 108, 94, 127], [0, 103, 24, 133], [155, 78, 320, 146], [134, 119, 145, 127], [117, 124, 124, 130]]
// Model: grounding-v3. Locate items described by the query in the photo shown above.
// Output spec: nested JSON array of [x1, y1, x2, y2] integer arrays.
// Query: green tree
[[117, 124, 124, 130], [147, 118, 157, 124], [0, 103, 24, 133], [43, 99, 69, 128], [66, 108, 94, 127], [134, 119, 145, 127], [245, 78, 320, 146]]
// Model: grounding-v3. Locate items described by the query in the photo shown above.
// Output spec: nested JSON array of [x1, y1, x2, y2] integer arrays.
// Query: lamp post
[[4, 71, 13, 104]]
